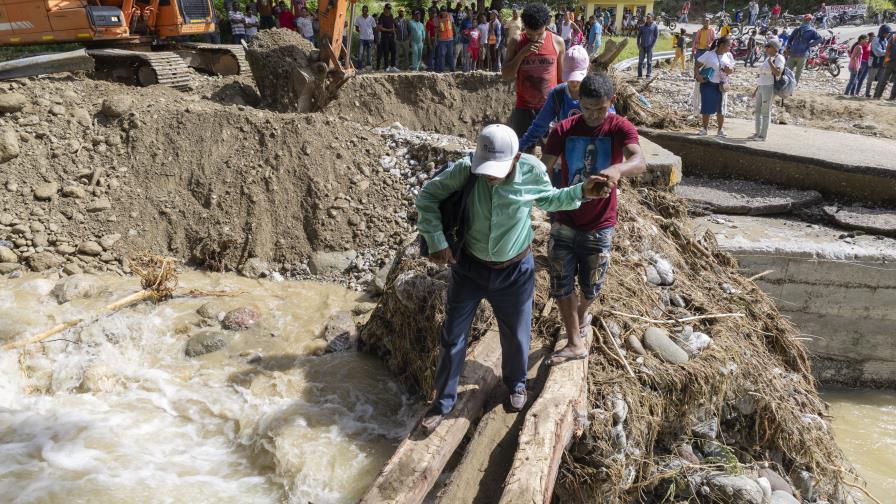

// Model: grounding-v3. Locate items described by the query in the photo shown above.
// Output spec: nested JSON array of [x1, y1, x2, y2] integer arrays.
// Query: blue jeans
[[431, 251, 534, 414], [437, 39, 455, 72], [854, 61, 870, 95], [358, 39, 374, 69], [548, 224, 614, 300], [638, 46, 653, 77]]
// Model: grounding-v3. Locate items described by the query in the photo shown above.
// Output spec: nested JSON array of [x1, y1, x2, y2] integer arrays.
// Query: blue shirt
[[785, 23, 822, 57], [519, 83, 617, 152], [588, 22, 602, 47], [637, 22, 659, 49]]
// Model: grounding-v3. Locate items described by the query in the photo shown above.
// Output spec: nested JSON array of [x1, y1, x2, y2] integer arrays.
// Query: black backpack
[[418, 154, 477, 258]]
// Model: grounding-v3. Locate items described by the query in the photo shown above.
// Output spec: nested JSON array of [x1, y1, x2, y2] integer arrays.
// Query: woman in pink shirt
[[845, 34, 869, 96]]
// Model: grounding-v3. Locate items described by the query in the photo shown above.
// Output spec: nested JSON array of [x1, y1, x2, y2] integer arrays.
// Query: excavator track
[[88, 48, 193, 91], [174, 43, 252, 78]]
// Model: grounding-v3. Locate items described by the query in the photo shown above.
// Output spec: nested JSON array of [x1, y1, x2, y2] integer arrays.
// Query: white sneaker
[[697, 128, 708, 136], [717, 129, 727, 138]]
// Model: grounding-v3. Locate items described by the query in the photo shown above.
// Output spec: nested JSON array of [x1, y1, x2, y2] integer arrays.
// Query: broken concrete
[[697, 214, 896, 388], [823, 205, 896, 237], [676, 177, 822, 215]]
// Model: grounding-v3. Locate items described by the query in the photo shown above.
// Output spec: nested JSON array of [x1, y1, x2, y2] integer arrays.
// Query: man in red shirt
[[540, 73, 646, 364]]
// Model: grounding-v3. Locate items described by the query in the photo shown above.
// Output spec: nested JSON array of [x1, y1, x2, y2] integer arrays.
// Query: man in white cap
[[416, 123, 609, 432]]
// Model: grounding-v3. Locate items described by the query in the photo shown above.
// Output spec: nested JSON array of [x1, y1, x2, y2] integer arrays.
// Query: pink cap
[[562, 45, 590, 82]]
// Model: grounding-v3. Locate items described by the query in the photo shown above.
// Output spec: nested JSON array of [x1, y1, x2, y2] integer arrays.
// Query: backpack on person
[[418, 154, 477, 258], [774, 65, 796, 97]]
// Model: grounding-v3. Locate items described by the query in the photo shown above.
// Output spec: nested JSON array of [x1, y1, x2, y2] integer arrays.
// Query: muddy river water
[[0, 272, 418, 504], [1, 272, 894, 503]]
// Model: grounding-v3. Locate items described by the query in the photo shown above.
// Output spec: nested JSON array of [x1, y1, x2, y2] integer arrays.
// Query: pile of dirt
[[245, 28, 325, 112], [0, 75, 418, 287], [361, 187, 859, 502]]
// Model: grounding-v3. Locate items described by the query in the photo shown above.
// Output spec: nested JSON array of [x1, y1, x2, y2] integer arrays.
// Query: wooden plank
[[360, 329, 504, 504], [435, 346, 551, 504], [498, 328, 594, 504]]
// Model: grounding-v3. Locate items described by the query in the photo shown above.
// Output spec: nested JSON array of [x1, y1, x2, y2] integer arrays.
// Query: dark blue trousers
[[431, 252, 534, 414]]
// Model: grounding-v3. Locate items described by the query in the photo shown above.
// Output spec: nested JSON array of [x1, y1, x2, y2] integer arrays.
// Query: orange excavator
[[0, 0, 355, 96]]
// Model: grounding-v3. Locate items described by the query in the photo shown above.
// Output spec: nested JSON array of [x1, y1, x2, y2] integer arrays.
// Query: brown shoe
[[421, 410, 445, 432], [509, 389, 527, 412]]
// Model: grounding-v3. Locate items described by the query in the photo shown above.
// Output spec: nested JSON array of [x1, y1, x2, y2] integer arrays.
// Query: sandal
[[546, 347, 589, 366]]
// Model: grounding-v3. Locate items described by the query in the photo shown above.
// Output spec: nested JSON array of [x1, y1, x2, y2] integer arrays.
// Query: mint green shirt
[[416, 153, 585, 262]]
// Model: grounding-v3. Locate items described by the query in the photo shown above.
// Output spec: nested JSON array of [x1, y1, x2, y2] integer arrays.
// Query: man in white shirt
[[354, 5, 377, 70], [245, 6, 259, 42]]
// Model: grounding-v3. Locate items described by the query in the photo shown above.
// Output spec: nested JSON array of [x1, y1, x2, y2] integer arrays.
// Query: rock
[[645, 265, 662, 285], [675, 443, 700, 464], [77, 241, 103, 256], [221, 307, 259, 331], [197, 301, 227, 320], [692, 407, 718, 440], [791, 470, 816, 502], [98, 234, 121, 250], [308, 250, 357, 275], [670, 293, 686, 308], [0, 128, 21, 163], [371, 264, 390, 293], [185, 330, 229, 357], [771, 490, 800, 504], [101, 96, 133, 118], [33, 182, 58, 201], [55, 244, 77, 255], [351, 302, 378, 315], [626, 333, 647, 356], [705, 474, 764, 504], [32, 232, 49, 248], [679, 331, 712, 357], [239, 257, 268, 279], [644, 327, 689, 364], [0, 262, 20, 274], [0, 246, 17, 263], [27, 251, 62, 271], [759, 468, 793, 495], [62, 263, 83, 275], [756, 477, 772, 503], [49, 104, 66, 116], [86, 197, 112, 213], [0, 92, 27, 113], [0, 213, 12, 225], [323, 310, 358, 352], [50, 274, 98, 304], [62, 186, 87, 199], [650, 256, 675, 285]]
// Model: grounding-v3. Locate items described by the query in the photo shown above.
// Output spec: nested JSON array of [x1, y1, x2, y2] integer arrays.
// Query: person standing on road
[[587, 16, 603, 56], [845, 35, 869, 95], [503, 3, 565, 137], [748, 0, 759, 26], [784, 14, 822, 83], [671, 28, 688, 73], [693, 17, 716, 62], [539, 73, 646, 366], [395, 8, 411, 70], [637, 13, 659, 79], [866, 26, 892, 97], [415, 124, 609, 431], [696, 37, 735, 137], [873, 32, 896, 99], [751, 39, 784, 141], [378, 4, 398, 72], [409, 10, 425, 71], [229, 6, 247, 44], [436, 6, 456, 72], [680, 0, 690, 24], [354, 5, 376, 70]]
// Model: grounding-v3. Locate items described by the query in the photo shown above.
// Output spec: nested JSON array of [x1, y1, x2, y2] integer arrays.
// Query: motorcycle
[[818, 30, 850, 59], [777, 11, 800, 28], [657, 11, 677, 31], [730, 35, 762, 64], [805, 46, 840, 77], [827, 12, 866, 28]]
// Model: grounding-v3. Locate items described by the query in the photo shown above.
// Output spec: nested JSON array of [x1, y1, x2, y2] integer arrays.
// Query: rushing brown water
[[0, 272, 419, 503], [824, 389, 896, 502]]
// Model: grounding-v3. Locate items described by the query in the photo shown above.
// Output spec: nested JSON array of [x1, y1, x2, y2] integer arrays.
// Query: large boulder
[[185, 330, 230, 357], [322, 310, 358, 352], [101, 96, 133, 118], [0, 246, 17, 263], [308, 250, 357, 275], [705, 474, 764, 504], [27, 251, 63, 272], [222, 307, 260, 331], [240, 257, 269, 279]]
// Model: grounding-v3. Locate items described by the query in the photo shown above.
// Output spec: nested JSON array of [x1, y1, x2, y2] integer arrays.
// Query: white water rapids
[[0, 272, 418, 504]]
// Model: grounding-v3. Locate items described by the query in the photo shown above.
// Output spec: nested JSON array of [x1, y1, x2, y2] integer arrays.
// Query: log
[[360, 329, 503, 504], [435, 347, 550, 504], [498, 328, 594, 504]]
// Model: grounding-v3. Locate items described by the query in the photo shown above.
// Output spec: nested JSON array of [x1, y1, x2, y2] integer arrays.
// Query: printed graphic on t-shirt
[[565, 136, 611, 185]]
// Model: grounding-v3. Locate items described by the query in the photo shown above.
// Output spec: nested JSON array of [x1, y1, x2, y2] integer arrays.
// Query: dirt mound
[[0, 75, 416, 286], [245, 28, 325, 112], [333, 72, 515, 139], [362, 188, 856, 502]]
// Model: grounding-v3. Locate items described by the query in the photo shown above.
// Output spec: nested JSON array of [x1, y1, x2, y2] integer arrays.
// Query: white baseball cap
[[562, 45, 590, 82], [471, 124, 519, 178]]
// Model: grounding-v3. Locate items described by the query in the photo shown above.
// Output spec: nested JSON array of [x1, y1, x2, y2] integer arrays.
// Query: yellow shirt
[[719, 25, 731, 38]]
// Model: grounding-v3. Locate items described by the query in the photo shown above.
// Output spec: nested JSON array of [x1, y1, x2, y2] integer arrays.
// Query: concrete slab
[[642, 119, 896, 204], [633, 138, 682, 188], [823, 205, 896, 237], [694, 214, 896, 388], [676, 176, 822, 215]]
